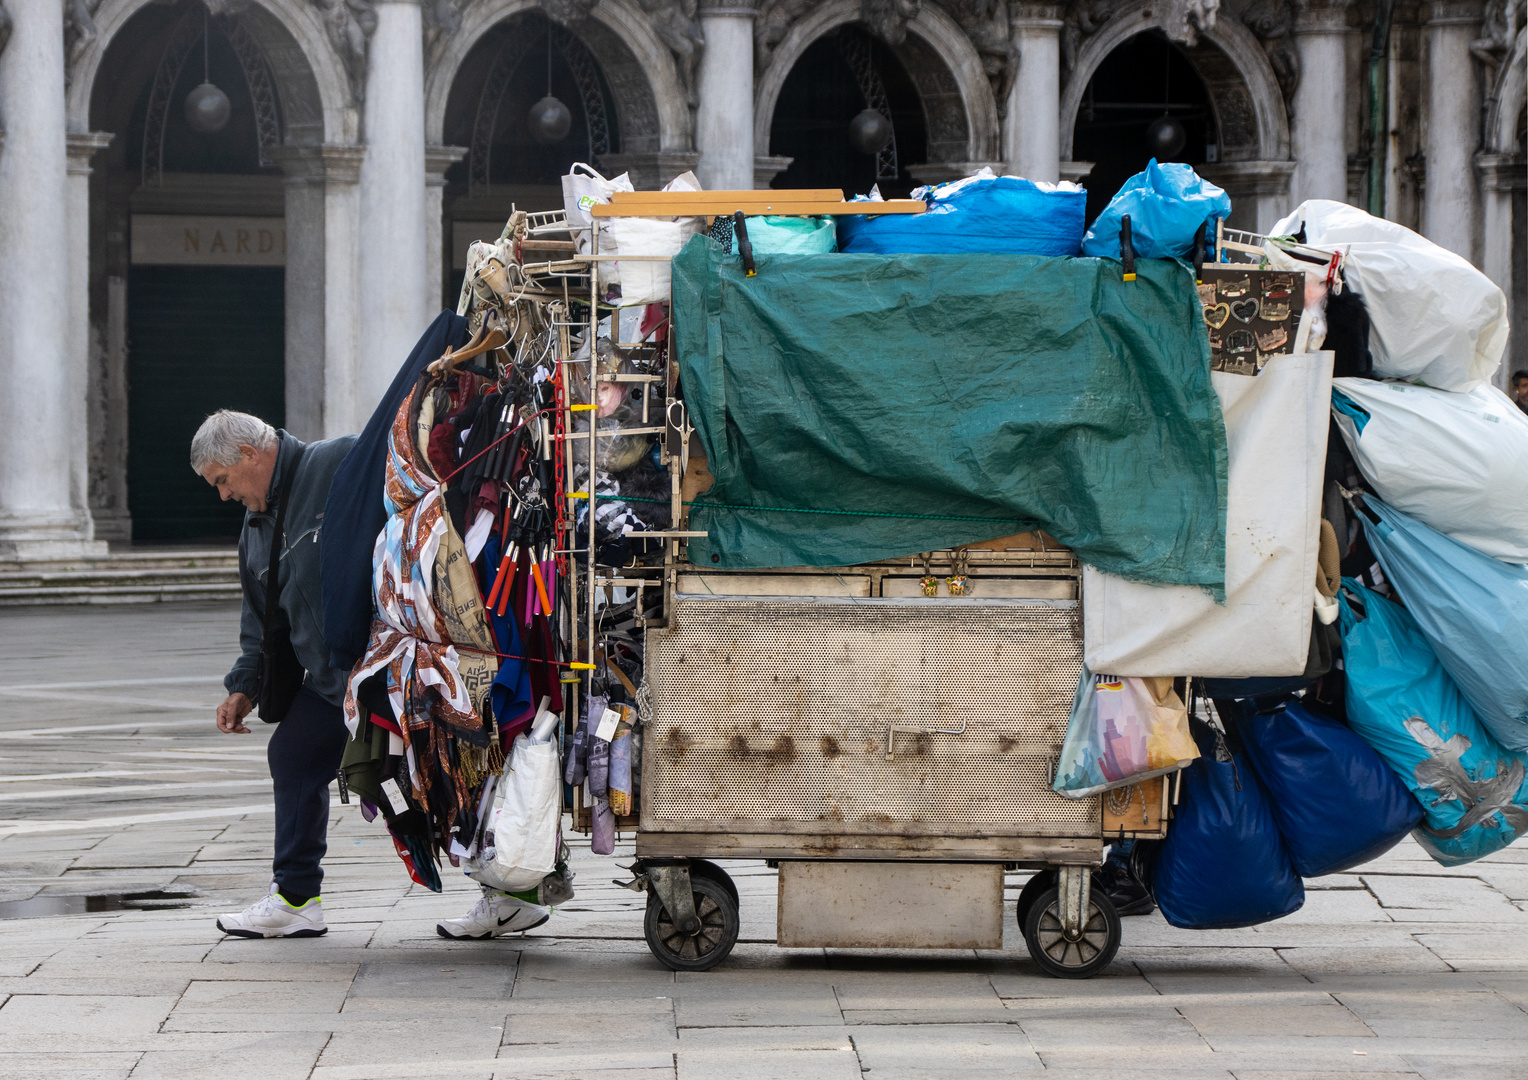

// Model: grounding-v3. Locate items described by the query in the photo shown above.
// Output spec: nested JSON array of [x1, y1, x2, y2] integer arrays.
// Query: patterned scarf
[[345, 382, 498, 828]]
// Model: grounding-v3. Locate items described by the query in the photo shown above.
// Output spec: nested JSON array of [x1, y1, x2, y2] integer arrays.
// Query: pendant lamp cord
[[203, 8, 210, 84], [546, 24, 552, 96]]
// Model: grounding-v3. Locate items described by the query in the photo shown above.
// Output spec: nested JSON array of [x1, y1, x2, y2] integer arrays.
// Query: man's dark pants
[[268, 685, 348, 901]]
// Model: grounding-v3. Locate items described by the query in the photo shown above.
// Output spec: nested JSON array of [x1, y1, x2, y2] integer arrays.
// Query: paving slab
[[675, 1047, 862, 1080], [0, 993, 177, 1036], [847, 1022, 1042, 1075]]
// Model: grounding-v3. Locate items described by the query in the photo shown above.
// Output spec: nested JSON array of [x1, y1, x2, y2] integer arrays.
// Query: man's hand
[[217, 692, 254, 734]]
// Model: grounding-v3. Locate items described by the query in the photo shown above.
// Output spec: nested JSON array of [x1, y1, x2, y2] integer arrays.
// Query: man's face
[[199, 443, 276, 512], [1515, 378, 1528, 402]]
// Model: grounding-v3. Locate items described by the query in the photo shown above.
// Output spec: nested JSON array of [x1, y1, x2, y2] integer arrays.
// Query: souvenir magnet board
[[1197, 268, 1303, 376]]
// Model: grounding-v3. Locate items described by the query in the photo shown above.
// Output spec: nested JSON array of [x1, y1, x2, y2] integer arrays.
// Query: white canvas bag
[[1083, 352, 1333, 677]]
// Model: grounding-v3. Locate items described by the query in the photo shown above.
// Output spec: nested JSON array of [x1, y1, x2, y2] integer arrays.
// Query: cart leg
[[648, 864, 698, 935], [1058, 866, 1091, 941]]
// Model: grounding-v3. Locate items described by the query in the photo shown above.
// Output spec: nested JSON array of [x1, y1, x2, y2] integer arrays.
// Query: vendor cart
[[556, 192, 1176, 978]]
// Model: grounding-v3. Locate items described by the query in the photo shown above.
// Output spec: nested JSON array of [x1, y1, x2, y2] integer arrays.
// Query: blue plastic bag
[[1338, 580, 1528, 866], [837, 174, 1085, 256], [1081, 160, 1231, 260], [1149, 719, 1304, 929], [1360, 497, 1528, 751], [1237, 700, 1423, 877]]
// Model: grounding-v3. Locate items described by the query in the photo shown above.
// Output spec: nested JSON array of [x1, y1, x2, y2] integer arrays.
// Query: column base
[[0, 510, 107, 561]]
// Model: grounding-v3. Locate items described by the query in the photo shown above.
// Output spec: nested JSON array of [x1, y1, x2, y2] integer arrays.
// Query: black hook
[[1120, 214, 1136, 282], [733, 211, 756, 277]]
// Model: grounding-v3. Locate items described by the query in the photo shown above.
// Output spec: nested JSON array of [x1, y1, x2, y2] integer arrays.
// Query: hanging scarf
[[344, 381, 498, 827]]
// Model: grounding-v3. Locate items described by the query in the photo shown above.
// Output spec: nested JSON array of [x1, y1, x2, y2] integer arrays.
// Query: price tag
[[594, 707, 622, 743], [380, 777, 406, 813]]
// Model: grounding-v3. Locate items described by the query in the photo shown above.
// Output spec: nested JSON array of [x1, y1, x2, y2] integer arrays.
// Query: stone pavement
[[1, 603, 1527, 1080]]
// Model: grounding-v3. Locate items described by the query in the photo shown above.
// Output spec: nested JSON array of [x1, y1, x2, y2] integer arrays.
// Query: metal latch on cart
[[885, 720, 967, 760]]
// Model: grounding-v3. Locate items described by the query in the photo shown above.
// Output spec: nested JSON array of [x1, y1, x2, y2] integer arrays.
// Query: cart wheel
[[1022, 884, 1121, 980], [686, 859, 740, 911], [1014, 869, 1057, 931], [644, 874, 739, 972]]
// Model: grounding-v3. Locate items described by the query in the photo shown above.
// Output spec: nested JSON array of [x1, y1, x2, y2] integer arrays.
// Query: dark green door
[[127, 266, 285, 542]]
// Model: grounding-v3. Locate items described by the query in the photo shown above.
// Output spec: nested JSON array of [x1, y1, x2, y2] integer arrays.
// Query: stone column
[[358, 0, 428, 415], [66, 133, 115, 540], [1476, 154, 1520, 390], [276, 145, 367, 437], [0, 0, 103, 558], [425, 145, 467, 316], [694, 0, 757, 190], [1291, 0, 1350, 203], [1005, 3, 1063, 184], [1421, 0, 1484, 259]]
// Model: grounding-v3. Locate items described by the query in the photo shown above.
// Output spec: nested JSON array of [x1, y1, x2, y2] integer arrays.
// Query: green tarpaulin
[[671, 236, 1228, 593]]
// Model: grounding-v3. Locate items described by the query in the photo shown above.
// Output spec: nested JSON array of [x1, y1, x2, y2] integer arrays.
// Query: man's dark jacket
[[321, 311, 470, 674], [226, 431, 358, 707]]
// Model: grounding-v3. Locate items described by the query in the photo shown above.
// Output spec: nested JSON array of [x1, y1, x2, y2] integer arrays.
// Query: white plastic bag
[[471, 734, 561, 893], [1267, 200, 1508, 392], [1084, 352, 1333, 677], [562, 162, 634, 276], [601, 171, 706, 306], [1332, 377, 1528, 563]]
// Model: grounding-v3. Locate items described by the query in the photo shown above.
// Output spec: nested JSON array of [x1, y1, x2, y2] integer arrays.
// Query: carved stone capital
[[65, 131, 113, 176], [270, 144, 368, 184], [1009, 1, 1064, 24], [1476, 151, 1528, 192], [698, 0, 761, 14], [1293, 0, 1351, 34], [1423, 0, 1485, 24], [425, 143, 467, 185]]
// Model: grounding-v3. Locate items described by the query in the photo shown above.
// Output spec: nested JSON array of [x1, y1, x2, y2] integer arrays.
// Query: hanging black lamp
[[1145, 114, 1187, 159], [849, 108, 892, 155], [528, 29, 572, 143], [184, 11, 231, 134]]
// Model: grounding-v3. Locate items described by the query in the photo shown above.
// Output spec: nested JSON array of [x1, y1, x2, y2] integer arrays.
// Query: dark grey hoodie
[[225, 430, 358, 708]]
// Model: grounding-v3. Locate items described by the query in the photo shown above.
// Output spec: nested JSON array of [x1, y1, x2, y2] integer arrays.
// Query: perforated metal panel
[[642, 595, 1097, 839]]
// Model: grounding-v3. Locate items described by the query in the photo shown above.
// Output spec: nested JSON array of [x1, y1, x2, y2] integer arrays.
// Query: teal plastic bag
[[1361, 497, 1528, 751], [746, 216, 836, 254], [1338, 580, 1528, 866], [1081, 160, 1230, 259]]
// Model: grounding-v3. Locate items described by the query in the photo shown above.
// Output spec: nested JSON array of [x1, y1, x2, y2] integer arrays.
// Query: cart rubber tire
[[1022, 884, 1122, 980], [1015, 869, 1057, 931], [644, 874, 739, 972], [685, 859, 740, 911]]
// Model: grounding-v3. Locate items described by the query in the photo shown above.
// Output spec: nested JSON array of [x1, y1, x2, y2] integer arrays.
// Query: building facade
[[0, 0, 1522, 551]]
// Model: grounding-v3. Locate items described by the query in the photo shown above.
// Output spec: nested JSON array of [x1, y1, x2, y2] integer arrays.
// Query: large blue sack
[[1081, 160, 1231, 260], [1238, 700, 1423, 877], [1149, 719, 1304, 929], [837, 174, 1085, 256], [1338, 580, 1528, 866], [1360, 497, 1528, 751]]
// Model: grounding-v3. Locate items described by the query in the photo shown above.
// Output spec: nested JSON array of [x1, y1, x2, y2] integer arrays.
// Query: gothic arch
[[1060, 3, 1290, 163], [427, 0, 684, 155], [754, 0, 1001, 167], [69, 0, 348, 145]]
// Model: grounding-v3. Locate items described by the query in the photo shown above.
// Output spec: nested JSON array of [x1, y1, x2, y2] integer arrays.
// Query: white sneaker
[[436, 890, 550, 940], [216, 889, 328, 939]]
